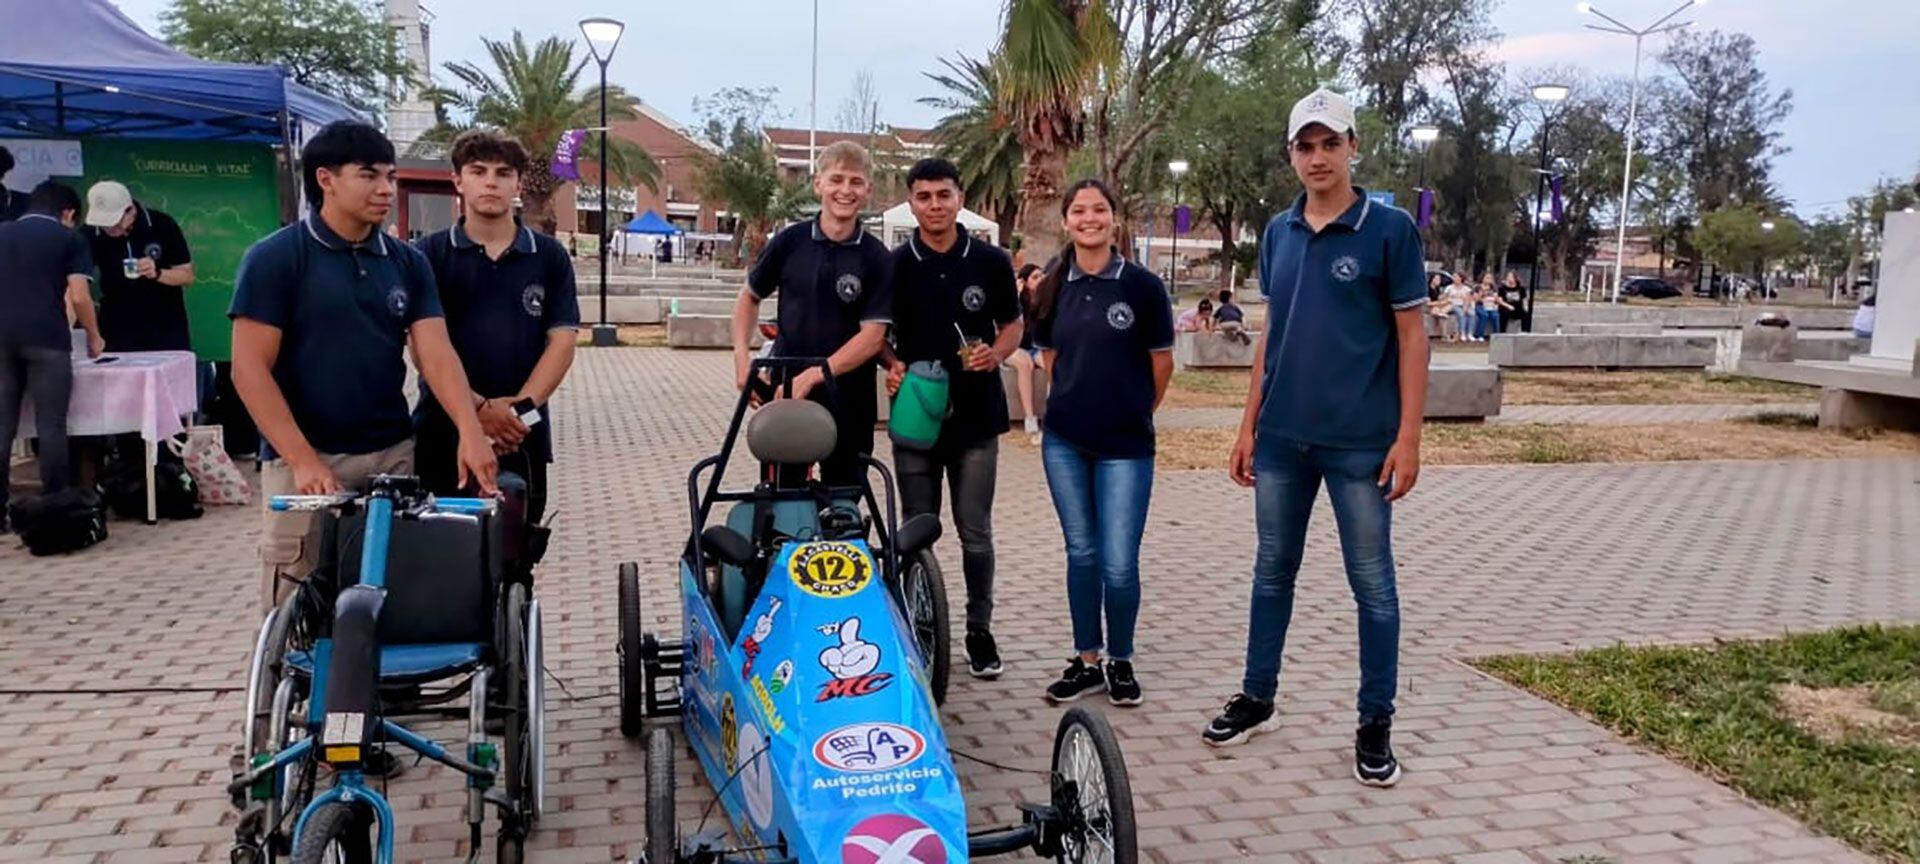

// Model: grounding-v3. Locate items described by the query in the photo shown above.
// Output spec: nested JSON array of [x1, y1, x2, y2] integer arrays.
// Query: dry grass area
[[576, 324, 668, 348], [1503, 371, 1816, 405], [1163, 370, 1252, 408], [1775, 684, 1920, 750], [1154, 420, 1920, 470]]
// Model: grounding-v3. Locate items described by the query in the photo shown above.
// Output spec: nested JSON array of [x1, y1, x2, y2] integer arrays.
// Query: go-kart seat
[[287, 503, 506, 685], [714, 400, 844, 638]]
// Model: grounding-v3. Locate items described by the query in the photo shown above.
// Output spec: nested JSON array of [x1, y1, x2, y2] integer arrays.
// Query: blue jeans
[[1242, 437, 1400, 722], [1477, 308, 1497, 338], [1041, 436, 1153, 661], [1454, 307, 1474, 337]]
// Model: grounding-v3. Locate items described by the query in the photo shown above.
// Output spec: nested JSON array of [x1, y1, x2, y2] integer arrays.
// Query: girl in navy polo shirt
[[1030, 179, 1175, 707]]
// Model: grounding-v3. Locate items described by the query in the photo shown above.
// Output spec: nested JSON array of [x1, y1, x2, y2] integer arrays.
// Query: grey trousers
[[894, 436, 999, 628], [0, 342, 74, 516]]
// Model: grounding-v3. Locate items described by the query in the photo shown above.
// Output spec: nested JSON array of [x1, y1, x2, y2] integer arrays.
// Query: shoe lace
[[1107, 661, 1134, 684], [1225, 695, 1260, 721]]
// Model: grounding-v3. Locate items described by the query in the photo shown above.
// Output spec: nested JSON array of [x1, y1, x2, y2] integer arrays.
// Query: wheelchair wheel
[[646, 727, 677, 864], [618, 561, 647, 738], [900, 548, 951, 706], [241, 594, 317, 858], [288, 801, 373, 864], [502, 583, 545, 831], [1050, 707, 1137, 864]]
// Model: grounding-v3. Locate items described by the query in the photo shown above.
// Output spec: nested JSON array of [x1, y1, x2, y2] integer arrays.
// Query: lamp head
[[579, 18, 625, 64], [1410, 125, 1441, 144], [1533, 84, 1571, 103], [1168, 159, 1190, 178]]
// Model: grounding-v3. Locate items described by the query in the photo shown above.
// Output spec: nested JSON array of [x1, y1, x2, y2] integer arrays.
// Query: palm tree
[[995, 0, 1119, 263], [415, 32, 659, 232], [692, 120, 814, 265], [920, 54, 1023, 247]]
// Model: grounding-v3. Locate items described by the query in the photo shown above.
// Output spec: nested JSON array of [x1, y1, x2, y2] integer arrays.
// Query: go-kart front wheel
[[646, 727, 677, 864], [1050, 707, 1137, 864], [900, 548, 951, 706], [617, 562, 647, 738]]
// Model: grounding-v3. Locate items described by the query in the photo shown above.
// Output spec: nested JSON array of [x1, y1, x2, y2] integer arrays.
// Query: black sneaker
[[1202, 694, 1279, 747], [965, 627, 1004, 679], [1105, 660, 1142, 706], [1354, 719, 1401, 787], [1043, 658, 1106, 703]]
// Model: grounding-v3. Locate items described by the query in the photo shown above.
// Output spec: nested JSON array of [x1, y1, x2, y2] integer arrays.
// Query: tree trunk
[[1016, 145, 1068, 268], [993, 200, 1018, 251], [522, 189, 558, 236]]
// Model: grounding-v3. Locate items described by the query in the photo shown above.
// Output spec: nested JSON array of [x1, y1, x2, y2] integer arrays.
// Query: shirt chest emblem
[[1106, 301, 1135, 331], [386, 286, 410, 318], [1331, 255, 1360, 283], [522, 283, 545, 317], [143, 242, 164, 261], [834, 273, 863, 302], [961, 285, 985, 312]]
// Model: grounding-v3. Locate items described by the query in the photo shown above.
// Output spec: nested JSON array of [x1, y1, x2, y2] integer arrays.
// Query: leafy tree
[[920, 55, 1024, 245], [996, 0, 1121, 264], [1694, 205, 1801, 278], [161, 0, 411, 114], [1329, 0, 1495, 137], [691, 87, 812, 264], [415, 32, 658, 233], [1653, 30, 1793, 213]]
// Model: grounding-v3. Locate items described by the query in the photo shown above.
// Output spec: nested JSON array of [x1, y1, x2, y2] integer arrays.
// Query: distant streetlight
[[1524, 84, 1570, 333], [1409, 125, 1440, 235], [579, 16, 625, 347], [1168, 159, 1191, 295], [1580, 0, 1703, 305], [1760, 220, 1776, 232]]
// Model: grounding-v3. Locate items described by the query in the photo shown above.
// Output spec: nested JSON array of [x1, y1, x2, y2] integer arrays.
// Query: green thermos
[[889, 360, 950, 451]]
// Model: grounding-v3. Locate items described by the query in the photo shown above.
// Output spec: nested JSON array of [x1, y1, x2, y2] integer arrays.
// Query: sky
[[110, 0, 1920, 216]]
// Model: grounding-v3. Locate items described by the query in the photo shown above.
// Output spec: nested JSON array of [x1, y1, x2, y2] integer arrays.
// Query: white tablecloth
[[14, 350, 199, 443]]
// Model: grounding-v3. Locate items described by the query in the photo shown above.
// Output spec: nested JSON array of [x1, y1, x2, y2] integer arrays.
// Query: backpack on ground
[[7, 487, 110, 556]]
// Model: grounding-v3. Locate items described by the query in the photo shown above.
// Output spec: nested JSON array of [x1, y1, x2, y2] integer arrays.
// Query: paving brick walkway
[[2, 348, 1910, 863], [1160, 403, 1817, 430]]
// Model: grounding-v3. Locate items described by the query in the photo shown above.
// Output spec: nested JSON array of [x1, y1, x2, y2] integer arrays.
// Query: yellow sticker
[[720, 693, 738, 771], [787, 542, 873, 599], [323, 746, 361, 764]]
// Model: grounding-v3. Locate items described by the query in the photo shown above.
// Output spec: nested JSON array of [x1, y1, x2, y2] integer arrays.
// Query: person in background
[[1032, 178, 1175, 708], [0, 146, 27, 223], [1501, 271, 1525, 329], [1478, 273, 1513, 338], [1005, 263, 1045, 443], [1215, 289, 1251, 345], [84, 181, 195, 354], [1853, 292, 1876, 339], [1445, 277, 1477, 342], [1176, 298, 1215, 333], [0, 182, 105, 530]]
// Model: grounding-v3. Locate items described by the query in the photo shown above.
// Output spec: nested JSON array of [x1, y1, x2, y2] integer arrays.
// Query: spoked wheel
[[239, 593, 318, 861], [288, 802, 374, 864], [1049, 708, 1137, 864], [617, 562, 647, 738], [500, 582, 541, 859], [646, 727, 677, 864], [899, 548, 951, 706]]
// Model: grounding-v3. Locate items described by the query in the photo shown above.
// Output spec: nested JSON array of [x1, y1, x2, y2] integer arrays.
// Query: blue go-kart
[[617, 357, 1138, 864], [227, 475, 546, 864]]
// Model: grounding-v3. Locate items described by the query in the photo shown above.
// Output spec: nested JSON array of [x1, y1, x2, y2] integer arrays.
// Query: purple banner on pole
[[1173, 205, 1191, 235], [1416, 188, 1434, 229], [552, 129, 586, 182], [1549, 174, 1564, 224]]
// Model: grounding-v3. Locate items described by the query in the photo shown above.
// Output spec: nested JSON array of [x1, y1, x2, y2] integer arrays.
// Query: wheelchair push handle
[[268, 494, 357, 512], [268, 494, 498, 516]]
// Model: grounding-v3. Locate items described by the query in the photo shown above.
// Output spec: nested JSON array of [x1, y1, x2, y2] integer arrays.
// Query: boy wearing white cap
[[1202, 88, 1430, 788], [84, 180, 196, 353]]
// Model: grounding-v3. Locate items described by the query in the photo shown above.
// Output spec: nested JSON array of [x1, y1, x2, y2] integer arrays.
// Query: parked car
[[1622, 276, 1682, 300]]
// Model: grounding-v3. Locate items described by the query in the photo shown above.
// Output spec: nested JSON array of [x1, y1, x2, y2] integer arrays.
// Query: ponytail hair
[[1033, 178, 1119, 324]]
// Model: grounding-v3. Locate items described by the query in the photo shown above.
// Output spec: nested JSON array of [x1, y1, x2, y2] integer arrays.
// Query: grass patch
[[1874, 680, 1920, 721], [1152, 420, 1920, 470], [1503, 371, 1817, 406], [1163, 370, 1252, 408], [1742, 411, 1821, 428], [575, 324, 667, 348], [1476, 626, 1920, 862]]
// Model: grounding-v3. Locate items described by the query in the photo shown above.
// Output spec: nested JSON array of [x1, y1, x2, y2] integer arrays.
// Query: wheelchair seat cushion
[[326, 509, 503, 647], [286, 642, 487, 685]]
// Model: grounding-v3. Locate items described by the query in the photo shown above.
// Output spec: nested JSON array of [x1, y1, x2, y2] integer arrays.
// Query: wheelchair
[[228, 475, 546, 864]]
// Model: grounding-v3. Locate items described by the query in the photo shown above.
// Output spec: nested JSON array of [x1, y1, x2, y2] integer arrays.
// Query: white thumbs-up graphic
[[818, 617, 880, 679]]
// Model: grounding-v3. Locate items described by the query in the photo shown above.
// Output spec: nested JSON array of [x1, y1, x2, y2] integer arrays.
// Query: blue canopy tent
[[623, 210, 682, 235], [0, 0, 363, 143]]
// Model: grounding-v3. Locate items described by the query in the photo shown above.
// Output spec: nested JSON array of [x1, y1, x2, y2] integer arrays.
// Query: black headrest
[[748, 399, 838, 465]]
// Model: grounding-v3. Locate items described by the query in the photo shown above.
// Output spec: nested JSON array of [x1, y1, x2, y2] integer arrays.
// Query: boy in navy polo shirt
[[230, 121, 498, 611], [730, 141, 893, 486], [882, 157, 1022, 678], [83, 181, 196, 353], [1202, 89, 1430, 790], [414, 130, 579, 526]]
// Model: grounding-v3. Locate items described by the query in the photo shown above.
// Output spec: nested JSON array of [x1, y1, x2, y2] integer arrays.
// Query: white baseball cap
[[1288, 88, 1357, 142], [84, 180, 134, 228]]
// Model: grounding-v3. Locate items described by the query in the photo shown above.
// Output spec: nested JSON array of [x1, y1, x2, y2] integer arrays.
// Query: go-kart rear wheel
[[1050, 707, 1137, 864], [646, 727, 677, 864], [900, 548, 951, 706], [617, 562, 647, 738]]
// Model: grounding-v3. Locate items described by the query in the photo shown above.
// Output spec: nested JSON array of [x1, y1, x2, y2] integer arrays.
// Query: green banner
[[80, 140, 282, 362]]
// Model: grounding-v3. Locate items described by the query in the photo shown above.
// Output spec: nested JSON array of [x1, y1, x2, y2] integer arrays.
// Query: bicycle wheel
[[618, 561, 647, 738], [1050, 708, 1137, 864], [288, 801, 373, 864], [646, 727, 677, 864], [501, 582, 538, 834], [900, 548, 951, 706]]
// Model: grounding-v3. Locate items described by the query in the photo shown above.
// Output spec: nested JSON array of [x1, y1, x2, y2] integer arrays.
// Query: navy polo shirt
[[413, 219, 580, 462], [229, 216, 444, 459], [1032, 252, 1174, 460], [890, 230, 1020, 447], [1256, 188, 1428, 451], [748, 218, 893, 419], [0, 187, 28, 223], [90, 203, 193, 352], [0, 213, 92, 350]]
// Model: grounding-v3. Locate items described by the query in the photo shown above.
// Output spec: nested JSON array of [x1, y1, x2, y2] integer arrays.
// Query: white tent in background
[[878, 202, 1001, 247]]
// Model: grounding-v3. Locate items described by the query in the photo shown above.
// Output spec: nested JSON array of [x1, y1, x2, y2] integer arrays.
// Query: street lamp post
[[1409, 125, 1440, 237], [1168, 158, 1190, 296], [1579, 0, 1703, 304], [579, 16, 625, 348], [1525, 84, 1570, 333]]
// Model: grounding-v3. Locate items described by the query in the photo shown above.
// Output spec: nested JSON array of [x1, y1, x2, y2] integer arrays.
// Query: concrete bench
[[666, 314, 763, 349], [1426, 364, 1502, 420], [1174, 330, 1259, 370], [1742, 338, 1920, 432], [1563, 322, 1663, 335], [1489, 334, 1715, 369]]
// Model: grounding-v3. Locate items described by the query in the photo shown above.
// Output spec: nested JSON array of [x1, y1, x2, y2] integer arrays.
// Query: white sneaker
[[1023, 416, 1040, 442]]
